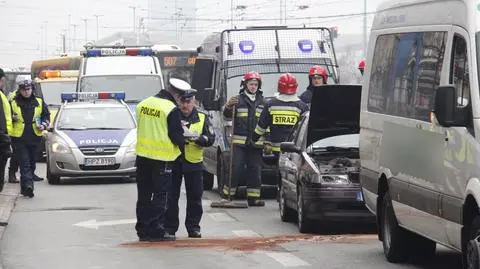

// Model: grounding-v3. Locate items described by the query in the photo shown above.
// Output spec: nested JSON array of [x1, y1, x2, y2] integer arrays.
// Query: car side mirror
[[433, 85, 465, 127], [280, 142, 301, 153]]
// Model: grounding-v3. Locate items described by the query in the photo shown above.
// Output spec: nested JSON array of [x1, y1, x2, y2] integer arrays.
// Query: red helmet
[[242, 71, 262, 89], [358, 59, 366, 70], [278, 73, 298, 95], [308, 65, 328, 84]]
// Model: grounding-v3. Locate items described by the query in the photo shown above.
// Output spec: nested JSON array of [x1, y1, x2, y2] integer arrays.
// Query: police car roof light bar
[[61, 92, 126, 102], [39, 70, 79, 79], [85, 48, 153, 57]]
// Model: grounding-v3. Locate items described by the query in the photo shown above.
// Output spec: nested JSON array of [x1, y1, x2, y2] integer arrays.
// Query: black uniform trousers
[[12, 142, 37, 191], [135, 156, 172, 239], [8, 148, 18, 173], [165, 160, 203, 234], [229, 145, 262, 198]]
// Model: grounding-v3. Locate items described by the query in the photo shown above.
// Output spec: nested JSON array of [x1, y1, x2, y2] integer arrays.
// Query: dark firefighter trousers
[[135, 156, 172, 239], [165, 161, 203, 234], [224, 145, 262, 200]]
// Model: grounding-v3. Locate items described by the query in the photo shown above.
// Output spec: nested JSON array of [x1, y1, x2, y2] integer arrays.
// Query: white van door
[[441, 27, 474, 250]]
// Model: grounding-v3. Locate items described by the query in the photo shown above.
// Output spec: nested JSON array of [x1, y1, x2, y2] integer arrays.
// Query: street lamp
[[93, 14, 103, 41], [128, 5, 138, 32]]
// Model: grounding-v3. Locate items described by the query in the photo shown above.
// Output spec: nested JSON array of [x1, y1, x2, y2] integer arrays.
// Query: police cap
[[169, 78, 197, 99]]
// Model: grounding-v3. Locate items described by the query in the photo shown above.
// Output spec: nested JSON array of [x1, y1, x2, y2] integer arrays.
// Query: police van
[[360, 0, 480, 267], [77, 46, 164, 114], [45, 92, 136, 184], [191, 26, 340, 193]]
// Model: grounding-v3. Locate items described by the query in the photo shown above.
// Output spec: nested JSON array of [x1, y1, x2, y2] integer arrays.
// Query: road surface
[[1, 163, 462, 269]]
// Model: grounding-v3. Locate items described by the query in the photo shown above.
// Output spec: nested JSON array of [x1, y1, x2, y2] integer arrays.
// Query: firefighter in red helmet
[[252, 73, 308, 201], [299, 65, 328, 104], [223, 71, 266, 206], [358, 59, 365, 75]]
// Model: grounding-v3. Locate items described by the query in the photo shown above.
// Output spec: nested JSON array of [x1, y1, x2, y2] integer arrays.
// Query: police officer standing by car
[[135, 78, 187, 242], [299, 65, 328, 104], [252, 73, 308, 200], [223, 71, 266, 207], [165, 89, 215, 239], [7, 76, 44, 184], [0, 68, 13, 191], [10, 78, 50, 198]]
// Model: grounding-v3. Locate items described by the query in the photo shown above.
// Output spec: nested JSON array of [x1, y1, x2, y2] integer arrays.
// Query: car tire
[[203, 170, 214, 191], [279, 183, 296, 222], [381, 191, 411, 263], [46, 163, 60, 185], [464, 216, 480, 269], [216, 152, 230, 197], [297, 185, 313, 233]]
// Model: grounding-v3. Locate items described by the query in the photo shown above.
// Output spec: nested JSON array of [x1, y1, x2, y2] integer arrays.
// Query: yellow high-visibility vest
[[185, 113, 205, 163], [136, 96, 181, 161], [11, 97, 43, 137]]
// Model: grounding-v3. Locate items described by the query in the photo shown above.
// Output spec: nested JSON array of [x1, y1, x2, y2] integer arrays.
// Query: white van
[[360, 0, 480, 267]]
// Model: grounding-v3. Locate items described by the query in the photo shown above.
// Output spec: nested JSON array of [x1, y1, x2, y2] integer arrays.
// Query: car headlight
[[311, 174, 350, 184], [51, 140, 71, 154], [126, 140, 136, 154]]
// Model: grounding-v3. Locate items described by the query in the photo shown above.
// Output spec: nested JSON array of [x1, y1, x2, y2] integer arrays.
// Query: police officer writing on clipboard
[[165, 89, 215, 239], [135, 78, 188, 242]]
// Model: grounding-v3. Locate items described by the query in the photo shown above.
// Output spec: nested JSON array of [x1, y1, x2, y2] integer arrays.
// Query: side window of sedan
[[294, 116, 309, 149]]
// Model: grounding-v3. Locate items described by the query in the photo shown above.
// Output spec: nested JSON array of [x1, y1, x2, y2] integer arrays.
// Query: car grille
[[79, 164, 120, 171], [79, 146, 120, 156], [349, 173, 360, 183]]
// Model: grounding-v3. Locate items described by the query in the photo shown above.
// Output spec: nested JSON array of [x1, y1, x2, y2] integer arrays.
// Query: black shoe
[[139, 236, 150, 242], [149, 233, 176, 242], [34, 175, 44, 181], [188, 231, 202, 238], [8, 172, 19, 183], [248, 199, 265, 207], [24, 187, 34, 198]]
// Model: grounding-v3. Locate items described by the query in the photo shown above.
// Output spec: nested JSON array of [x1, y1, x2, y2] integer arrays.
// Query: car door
[[281, 115, 309, 201]]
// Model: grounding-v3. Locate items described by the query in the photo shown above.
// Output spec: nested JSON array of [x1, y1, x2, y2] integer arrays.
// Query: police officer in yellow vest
[[165, 89, 215, 239], [135, 78, 186, 242], [7, 77, 44, 184], [0, 68, 13, 192], [10, 78, 50, 198]]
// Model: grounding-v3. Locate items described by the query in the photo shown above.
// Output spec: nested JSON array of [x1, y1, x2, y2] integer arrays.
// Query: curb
[[0, 183, 19, 269]]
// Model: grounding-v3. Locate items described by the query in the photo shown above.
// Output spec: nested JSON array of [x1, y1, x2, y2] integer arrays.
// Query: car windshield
[[310, 134, 359, 149], [79, 75, 161, 102], [226, 73, 310, 100], [57, 107, 135, 130], [37, 81, 76, 106], [84, 56, 157, 75]]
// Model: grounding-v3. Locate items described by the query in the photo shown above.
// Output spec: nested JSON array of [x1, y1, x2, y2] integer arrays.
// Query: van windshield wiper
[[312, 146, 358, 152]]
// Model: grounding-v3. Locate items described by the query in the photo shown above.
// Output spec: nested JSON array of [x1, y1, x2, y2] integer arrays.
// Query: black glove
[[194, 135, 208, 146]]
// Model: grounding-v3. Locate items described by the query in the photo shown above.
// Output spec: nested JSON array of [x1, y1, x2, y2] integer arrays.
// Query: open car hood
[[306, 84, 362, 147]]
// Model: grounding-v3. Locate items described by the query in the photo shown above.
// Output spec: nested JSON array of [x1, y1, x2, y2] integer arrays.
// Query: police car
[[45, 92, 137, 184]]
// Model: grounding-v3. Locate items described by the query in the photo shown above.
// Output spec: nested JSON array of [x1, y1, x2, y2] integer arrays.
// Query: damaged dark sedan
[[278, 85, 374, 233]]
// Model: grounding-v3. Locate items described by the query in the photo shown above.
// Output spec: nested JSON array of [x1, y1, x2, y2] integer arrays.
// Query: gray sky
[[0, 0, 383, 68]]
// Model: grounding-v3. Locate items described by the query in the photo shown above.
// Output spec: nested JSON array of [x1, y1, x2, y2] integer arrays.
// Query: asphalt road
[[0, 163, 463, 269]]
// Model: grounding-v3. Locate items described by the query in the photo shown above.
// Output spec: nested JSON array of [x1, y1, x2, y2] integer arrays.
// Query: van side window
[[450, 35, 470, 107], [367, 31, 447, 121]]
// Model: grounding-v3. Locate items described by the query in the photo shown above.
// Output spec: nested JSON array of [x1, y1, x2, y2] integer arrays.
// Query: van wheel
[[216, 153, 230, 197], [279, 183, 295, 222], [46, 164, 60, 185], [381, 191, 410, 263], [465, 216, 480, 269], [203, 171, 214, 190]]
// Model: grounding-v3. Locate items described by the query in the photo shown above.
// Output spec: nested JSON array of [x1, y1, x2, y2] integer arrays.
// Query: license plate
[[84, 157, 115, 166], [356, 191, 364, 201]]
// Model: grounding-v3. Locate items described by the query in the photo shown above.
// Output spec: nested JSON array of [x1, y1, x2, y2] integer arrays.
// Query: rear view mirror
[[433, 85, 460, 127], [280, 142, 301, 153], [191, 57, 216, 91]]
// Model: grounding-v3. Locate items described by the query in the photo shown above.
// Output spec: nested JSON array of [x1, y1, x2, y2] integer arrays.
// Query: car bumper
[[303, 184, 375, 222], [47, 147, 136, 177]]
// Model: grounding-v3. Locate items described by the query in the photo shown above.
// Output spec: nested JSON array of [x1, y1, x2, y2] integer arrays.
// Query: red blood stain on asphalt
[[120, 234, 376, 252]]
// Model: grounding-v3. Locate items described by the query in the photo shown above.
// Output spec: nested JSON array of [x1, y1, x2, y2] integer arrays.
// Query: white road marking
[[207, 212, 235, 222], [232, 230, 260, 237], [265, 252, 311, 267]]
